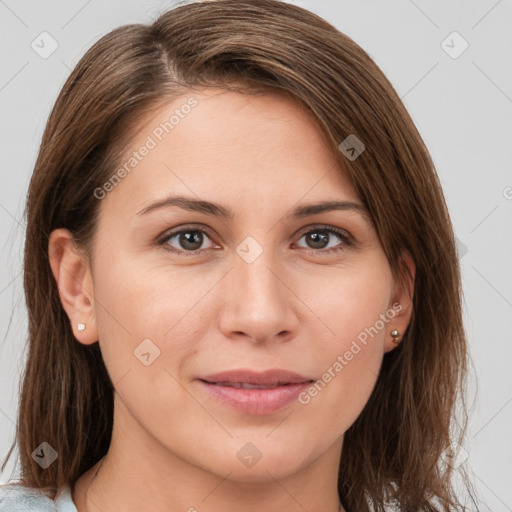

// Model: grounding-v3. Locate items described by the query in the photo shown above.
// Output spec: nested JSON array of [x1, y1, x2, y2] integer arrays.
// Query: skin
[[49, 87, 415, 512]]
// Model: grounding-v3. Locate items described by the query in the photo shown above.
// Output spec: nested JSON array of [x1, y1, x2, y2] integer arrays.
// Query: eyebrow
[[136, 195, 371, 223]]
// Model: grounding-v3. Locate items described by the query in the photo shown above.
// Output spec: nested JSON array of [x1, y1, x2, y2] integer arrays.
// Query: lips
[[196, 369, 315, 414]]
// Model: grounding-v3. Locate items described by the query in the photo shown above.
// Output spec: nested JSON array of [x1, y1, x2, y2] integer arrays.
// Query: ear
[[48, 228, 98, 345], [384, 250, 415, 353]]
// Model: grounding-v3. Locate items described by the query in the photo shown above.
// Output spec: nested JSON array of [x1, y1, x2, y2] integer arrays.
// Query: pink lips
[[197, 369, 314, 415]]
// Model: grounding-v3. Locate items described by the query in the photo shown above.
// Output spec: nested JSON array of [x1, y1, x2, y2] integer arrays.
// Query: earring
[[77, 323, 86, 332], [390, 329, 401, 344]]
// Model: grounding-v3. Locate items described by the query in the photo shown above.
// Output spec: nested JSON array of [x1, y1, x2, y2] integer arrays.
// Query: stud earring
[[390, 329, 401, 344], [77, 323, 86, 332]]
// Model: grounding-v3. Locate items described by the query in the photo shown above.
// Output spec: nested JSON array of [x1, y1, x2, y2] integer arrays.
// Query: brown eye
[[159, 226, 217, 255], [295, 226, 353, 255]]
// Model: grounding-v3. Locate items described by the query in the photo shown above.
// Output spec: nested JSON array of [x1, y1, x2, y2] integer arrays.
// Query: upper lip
[[198, 369, 314, 386]]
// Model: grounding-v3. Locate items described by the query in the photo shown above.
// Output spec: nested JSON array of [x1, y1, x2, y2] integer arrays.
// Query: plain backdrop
[[1, 0, 511, 510]]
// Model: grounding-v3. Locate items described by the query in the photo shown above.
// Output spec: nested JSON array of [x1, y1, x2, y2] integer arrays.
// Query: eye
[[158, 225, 218, 255], [294, 225, 353, 255]]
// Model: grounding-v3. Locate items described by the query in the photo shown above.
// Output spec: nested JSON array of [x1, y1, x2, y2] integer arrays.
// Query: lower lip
[[197, 380, 312, 415]]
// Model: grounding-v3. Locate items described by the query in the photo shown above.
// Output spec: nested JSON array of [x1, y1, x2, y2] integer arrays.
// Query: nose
[[217, 244, 299, 344]]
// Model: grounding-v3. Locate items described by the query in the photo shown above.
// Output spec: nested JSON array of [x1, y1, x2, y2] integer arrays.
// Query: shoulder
[[0, 482, 77, 511]]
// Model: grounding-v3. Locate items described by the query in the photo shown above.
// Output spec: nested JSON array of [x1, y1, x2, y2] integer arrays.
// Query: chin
[[202, 441, 311, 482]]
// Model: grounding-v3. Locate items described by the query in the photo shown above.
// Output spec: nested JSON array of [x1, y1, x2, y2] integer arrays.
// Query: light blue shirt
[[0, 482, 78, 511]]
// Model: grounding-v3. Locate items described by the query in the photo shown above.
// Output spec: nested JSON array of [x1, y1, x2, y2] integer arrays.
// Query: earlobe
[[384, 251, 416, 353], [48, 228, 98, 345]]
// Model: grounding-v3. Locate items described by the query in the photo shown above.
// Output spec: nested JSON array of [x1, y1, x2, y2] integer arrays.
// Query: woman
[[0, 0, 477, 510]]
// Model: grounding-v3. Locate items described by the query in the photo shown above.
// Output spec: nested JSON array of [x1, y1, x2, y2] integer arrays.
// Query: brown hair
[[3, 0, 477, 509]]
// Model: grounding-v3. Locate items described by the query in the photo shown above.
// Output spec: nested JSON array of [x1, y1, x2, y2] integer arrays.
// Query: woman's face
[[64, 88, 413, 482]]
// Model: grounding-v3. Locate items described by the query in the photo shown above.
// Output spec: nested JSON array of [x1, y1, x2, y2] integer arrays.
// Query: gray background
[[1, 0, 511, 509]]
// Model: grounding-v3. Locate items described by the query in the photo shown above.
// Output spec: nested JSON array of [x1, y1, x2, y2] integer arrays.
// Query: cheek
[[91, 250, 177, 372], [90, 245, 224, 393], [90, 258, 207, 442], [296, 261, 392, 429], [305, 256, 392, 348]]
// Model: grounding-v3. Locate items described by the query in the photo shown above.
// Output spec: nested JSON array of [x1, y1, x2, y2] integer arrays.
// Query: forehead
[[99, 87, 362, 221]]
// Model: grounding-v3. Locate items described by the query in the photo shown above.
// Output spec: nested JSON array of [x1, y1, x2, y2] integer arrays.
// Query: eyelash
[[157, 224, 354, 257]]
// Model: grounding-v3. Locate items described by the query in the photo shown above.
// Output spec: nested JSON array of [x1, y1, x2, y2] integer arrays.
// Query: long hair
[[2, 1, 476, 509]]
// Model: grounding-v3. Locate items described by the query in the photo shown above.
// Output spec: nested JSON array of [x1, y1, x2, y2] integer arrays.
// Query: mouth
[[196, 369, 315, 415]]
